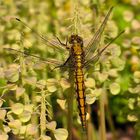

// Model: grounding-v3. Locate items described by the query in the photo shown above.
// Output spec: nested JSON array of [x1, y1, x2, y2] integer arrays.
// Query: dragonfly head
[[69, 35, 83, 46]]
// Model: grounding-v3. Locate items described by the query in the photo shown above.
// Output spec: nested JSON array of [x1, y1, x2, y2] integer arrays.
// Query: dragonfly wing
[[53, 55, 73, 71], [84, 7, 113, 60], [5, 48, 64, 67], [4, 48, 75, 73], [84, 30, 125, 69], [15, 18, 67, 52]]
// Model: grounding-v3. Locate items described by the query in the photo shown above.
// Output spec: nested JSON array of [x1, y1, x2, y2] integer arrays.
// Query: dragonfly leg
[[50, 65, 65, 71], [51, 56, 71, 71], [55, 36, 67, 47]]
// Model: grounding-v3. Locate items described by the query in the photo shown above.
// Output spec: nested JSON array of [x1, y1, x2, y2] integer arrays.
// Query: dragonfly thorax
[[69, 34, 83, 46]]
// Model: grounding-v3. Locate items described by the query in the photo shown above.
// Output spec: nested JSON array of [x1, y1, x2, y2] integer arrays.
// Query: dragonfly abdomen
[[69, 35, 86, 130], [74, 55, 86, 130]]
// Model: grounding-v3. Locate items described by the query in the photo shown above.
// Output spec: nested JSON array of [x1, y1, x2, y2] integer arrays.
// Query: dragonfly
[[6, 7, 124, 131]]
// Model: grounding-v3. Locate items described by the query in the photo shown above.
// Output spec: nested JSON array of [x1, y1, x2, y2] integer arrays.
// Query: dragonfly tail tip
[[109, 6, 114, 12], [15, 18, 20, 21], [122, 30, 125, 33], [82, 127, 87, 135]]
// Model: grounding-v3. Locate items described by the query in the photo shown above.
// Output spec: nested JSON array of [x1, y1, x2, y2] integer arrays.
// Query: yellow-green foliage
[[0, 0, 140, 140]]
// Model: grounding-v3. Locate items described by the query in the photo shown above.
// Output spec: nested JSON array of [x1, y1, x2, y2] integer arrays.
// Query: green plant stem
[[71, 0, 80, 34], [67, 68, 74, 140], [31, 89, 39, 138], [105, 96, 117, 140], [47, 0, 57, 34], [99, 89, 106, 140], [87, 105, 97, 140], [19, 36, 30, 104], [40, 90, 47, 136]]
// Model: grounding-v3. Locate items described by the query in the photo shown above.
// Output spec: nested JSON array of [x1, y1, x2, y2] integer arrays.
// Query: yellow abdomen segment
[[74, 61, 86, 130], [72, 43, 86, 130]]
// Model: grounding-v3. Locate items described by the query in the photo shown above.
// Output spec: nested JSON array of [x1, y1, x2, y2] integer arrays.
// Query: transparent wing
[[15, 18, 67, 52], [84, 7, 113, 59], [5, 48, 64, 67], [4, 47, 74, 73], [84, 30, 125, 69]]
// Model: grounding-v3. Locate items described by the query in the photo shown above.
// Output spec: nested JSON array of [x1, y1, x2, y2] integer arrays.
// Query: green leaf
[[24, 104, 34, 113], [35, 95, 41, 102], [19, 110, 31, 123], [46, 121, 56, 131], [86, 94, 96, 104], [11, 103, 24, 115], [60, 78, 70, 90], [53, 129, 68, 140], [109, 83, 120, 95], [33, 62, 46, 70], [85, 78, 95, 88], [86, 88, 102, 104], [107, 21, 118, 38], [0, 78, 6, 86], [0, 110, 6, 121], [96, 72, 108, 83], [132, 36, 140, 45], [16, 87, 25, 100], [0, 120, 4, 131], [47, 79, 57, 92], [57, 99, 66, 110], [19, 126, 26, 135], [26, 124, 38, 135], [108, 44, 121, 56], [36, 80, 46, 89], [123, 10, 134, 22], [0, 133, 8, 140], [128, 98, 135, 110], [3, 125, 11, 133], [110, 57, 125, 71], [0, 100, 4, 107], [8, 120, 21, 129], [41, 135, 52, 140], [7, 84, 17, 90], [134, 71, 140, 83], [127, 114, 138, 122], [108, 69, 118, 78], [24, 77, 37, 86], [47, 85, 57, 93], [7, 111, 14, 121], [128, 85, 140, 94], [4, 66, 19, 82]]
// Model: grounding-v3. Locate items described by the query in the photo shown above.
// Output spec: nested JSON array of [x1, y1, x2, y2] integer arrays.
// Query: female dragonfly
[[7, 7, 124, 131]]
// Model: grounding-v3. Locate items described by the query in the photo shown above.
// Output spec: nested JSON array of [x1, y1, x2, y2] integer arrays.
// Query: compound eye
[[69, 36, 75, 44], [72, 37, 75, 41], [69, 39, 73, 44], [77, 37, 83, 44], [78, 38, 81, 43]]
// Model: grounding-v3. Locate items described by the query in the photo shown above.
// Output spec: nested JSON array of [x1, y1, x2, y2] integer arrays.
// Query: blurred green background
[[0, 0, 140, 140]]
